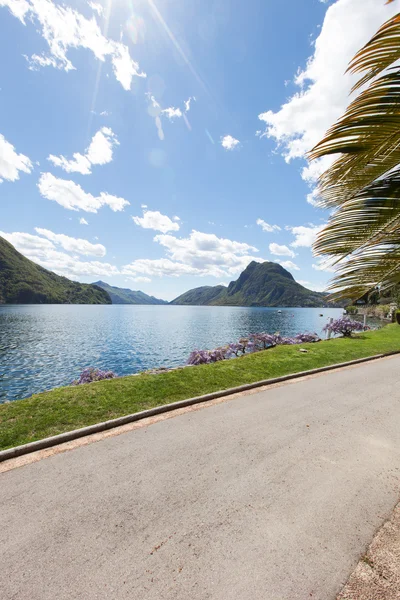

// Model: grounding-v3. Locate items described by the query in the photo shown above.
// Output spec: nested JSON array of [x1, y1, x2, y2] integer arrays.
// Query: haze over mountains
[[1, 236, 330, 307], [93, 281, 167, 305]]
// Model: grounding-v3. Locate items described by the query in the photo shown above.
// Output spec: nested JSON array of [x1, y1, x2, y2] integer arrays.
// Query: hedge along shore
[[1, 324, 400, 452]]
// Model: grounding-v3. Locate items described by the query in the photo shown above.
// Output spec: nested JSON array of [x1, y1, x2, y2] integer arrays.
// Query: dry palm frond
[[309, 2, 400, 298], [325, 243, 400, 300], [309, 72, 400, 207], [314, 169, 400, 256], [348, 12, 400, 93]]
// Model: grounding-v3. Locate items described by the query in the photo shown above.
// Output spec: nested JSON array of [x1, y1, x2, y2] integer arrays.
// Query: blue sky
[[0, 0, 397, 300]]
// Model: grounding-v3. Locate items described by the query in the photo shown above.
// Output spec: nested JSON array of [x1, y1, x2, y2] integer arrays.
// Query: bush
[[187, 331, 321, 365], [72, 367, 117, 385], [323, 317, 369, 338], [345, 305, 358, 315], [396, 310, 400, 325]]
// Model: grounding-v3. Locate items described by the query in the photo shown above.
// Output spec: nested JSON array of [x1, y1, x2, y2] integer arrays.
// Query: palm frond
[[313, 169, 400, 256], [347, 12, 400, 93], [309, 71, 400, 207], [325, 243, 400, 300]]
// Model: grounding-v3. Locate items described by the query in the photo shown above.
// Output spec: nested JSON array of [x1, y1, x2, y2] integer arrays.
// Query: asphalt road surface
[[1, 355, 400, 600]]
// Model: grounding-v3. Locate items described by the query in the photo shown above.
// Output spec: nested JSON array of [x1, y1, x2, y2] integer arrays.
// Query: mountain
[[171, 261, 326, 307], [93, 281, 168, 305], [0, 236, 111, 304], [170, 285, 227, 306]]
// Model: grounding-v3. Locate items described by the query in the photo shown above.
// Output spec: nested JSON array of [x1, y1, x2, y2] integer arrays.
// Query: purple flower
[[72, 367, 117, 385], [323, 317, 369, 338]]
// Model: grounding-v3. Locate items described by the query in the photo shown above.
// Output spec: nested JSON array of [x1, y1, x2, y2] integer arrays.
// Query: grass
[[1, 324, 400, 451]]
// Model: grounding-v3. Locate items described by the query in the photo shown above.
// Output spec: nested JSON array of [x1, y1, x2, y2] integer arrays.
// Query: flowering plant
[[323, 317, 369, 338], [72, 367, 117, 385], [187, 330, 321, 365]]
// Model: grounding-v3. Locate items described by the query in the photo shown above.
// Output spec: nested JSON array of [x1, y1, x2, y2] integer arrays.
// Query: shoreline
[[1, 324, 399, 452]]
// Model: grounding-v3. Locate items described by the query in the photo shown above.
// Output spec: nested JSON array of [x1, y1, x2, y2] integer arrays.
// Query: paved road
[[1, 356, 400, 600]]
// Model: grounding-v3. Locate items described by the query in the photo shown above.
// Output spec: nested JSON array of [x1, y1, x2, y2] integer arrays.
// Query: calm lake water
[[0, 304, 346, 402]]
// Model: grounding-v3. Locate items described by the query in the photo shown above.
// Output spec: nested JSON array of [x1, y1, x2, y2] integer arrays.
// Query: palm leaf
[[348, 12, 400, 93], [325, 243, 400, 300], [314, 169, 400, 256], [309, 71, 400, 207]]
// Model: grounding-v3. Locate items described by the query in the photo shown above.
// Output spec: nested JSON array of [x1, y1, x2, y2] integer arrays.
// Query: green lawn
[[1, 324, 399, 451]]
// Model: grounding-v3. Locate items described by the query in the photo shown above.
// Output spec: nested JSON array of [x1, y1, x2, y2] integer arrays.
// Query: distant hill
[[93, 280, 168, 305], [0, 236, 111, 304], [170, 285, 227, 306], [171, 261, 327, 307]]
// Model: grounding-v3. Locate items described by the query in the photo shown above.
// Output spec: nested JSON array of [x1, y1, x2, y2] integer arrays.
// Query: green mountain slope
[[171, 261, 326, 307], [0, 236, 111, 304], [93, 281, 168, 305], [170, 285, 226, 306]]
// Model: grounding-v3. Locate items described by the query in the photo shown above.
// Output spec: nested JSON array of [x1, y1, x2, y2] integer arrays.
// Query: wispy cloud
[[1, 0, 146, 89], [38, 173, 129, 213], [256, 219, 281, 233]]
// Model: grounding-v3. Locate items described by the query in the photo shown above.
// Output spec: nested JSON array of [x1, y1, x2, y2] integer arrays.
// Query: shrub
[[294, 332, 321, 343], [249, 333, 277, 350], [187, 347, 228, 365], [187, 350, 212, 365], [323, 317, 369, 338], [72, 367, 117, 385], [396, 310, 400, 325], [345, 305, 358, 315], [186, 331, 321, 366]]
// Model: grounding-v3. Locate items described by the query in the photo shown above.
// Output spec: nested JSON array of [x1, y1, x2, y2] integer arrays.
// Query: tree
[[309, 0, 400, 300]]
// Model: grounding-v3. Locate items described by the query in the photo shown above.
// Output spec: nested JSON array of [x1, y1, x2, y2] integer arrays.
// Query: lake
[[0, 304, 345, 402]]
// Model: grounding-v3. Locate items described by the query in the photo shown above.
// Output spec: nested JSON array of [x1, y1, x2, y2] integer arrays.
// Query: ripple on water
[[1, 304, 348, 402]]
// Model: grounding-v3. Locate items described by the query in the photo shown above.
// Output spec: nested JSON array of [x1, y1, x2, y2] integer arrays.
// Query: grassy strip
[[1, 324, 400, 451]]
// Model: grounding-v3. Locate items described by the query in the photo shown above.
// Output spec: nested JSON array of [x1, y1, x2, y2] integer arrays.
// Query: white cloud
[[132, 210, 180, 234], [0, 0, 30, 23], [141, 204, 148, 209], [277, 260, 300, 271], [1, 0, 145, 90], [269, 242, 295, 258], [221, 135, 240, 151], [0, 230, 119, 278], [0, 133, 33, 183], [287, 224, 324, 248], [48, 127, 118, 175], [122, 230, 264, 280], [184, 97, 195, 112], [312, 257, 336, 273], [256, 219, 281, 233], [258, 0, 398, 189], [162, 107, 182, 120], [88, 1, 103, 16], [123, 258, 201, 278], [79, 217, 88, 225], [34, 228, 106, 257], [38, 172, 129, 213], [153, 230, 262, 277], [308, 282, 328, 292]]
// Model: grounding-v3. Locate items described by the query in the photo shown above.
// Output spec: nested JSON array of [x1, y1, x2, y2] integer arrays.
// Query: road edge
[[1, 351, 399, 463]]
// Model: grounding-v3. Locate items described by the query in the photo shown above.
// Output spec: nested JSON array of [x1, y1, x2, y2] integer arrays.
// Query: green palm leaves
[[310, 6, 400, 299]]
